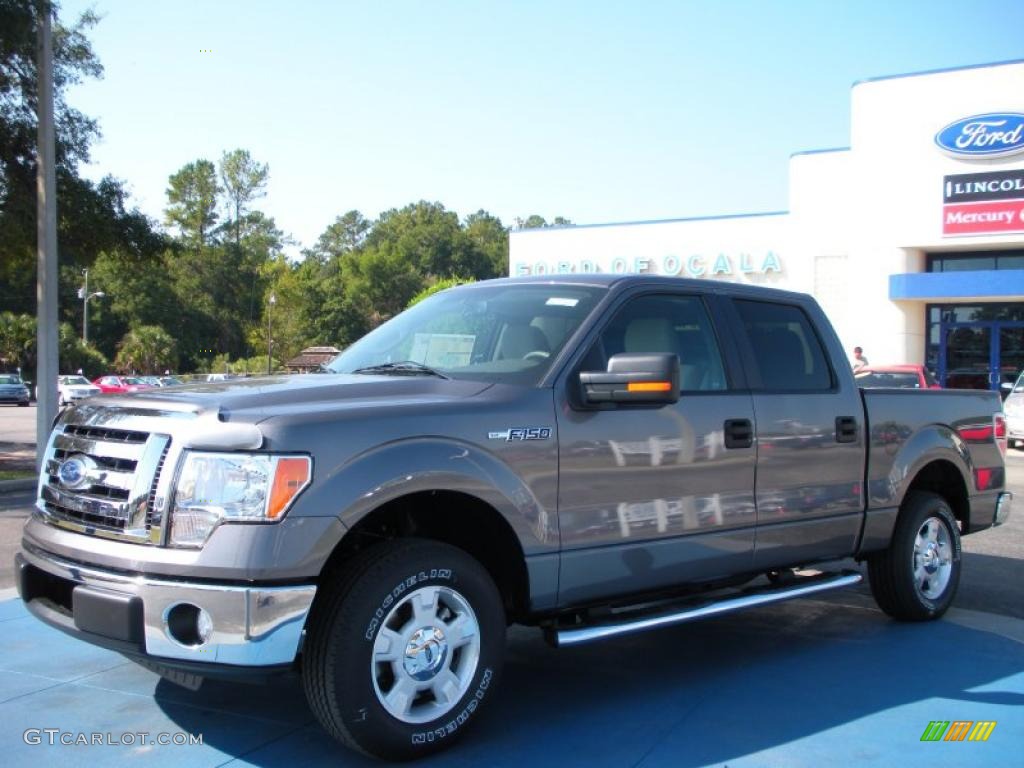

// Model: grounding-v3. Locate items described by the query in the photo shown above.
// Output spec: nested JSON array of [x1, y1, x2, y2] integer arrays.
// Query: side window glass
[[734, 300, 832, 391], [591, 294, 727, 391]]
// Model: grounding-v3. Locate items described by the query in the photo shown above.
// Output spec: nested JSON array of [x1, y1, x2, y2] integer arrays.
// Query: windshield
[[328, 284, 606, 385], [855, 371, 921, 389], [0, 375, 22, 385], [61, 376, 91, 385]]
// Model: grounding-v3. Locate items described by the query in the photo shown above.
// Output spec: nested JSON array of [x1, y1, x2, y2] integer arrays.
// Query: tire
[[868, 491, 961, 621], [303, 539, 505, 760]]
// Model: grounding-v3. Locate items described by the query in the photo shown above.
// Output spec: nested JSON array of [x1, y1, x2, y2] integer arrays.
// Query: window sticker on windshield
[[546, 297, 579, 307], [409, 333, 476, 367]]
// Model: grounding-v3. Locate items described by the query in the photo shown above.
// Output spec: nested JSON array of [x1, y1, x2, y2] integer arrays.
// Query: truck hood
[[91, 373, 493, 421]]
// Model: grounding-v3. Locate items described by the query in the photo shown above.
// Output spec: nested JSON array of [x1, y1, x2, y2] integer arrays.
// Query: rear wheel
[[303, 539, 505, 760], [868, 491, 961, 621]]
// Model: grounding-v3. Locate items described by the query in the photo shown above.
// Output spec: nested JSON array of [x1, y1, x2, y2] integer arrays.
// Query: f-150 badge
[[488, 427, 552, 441]]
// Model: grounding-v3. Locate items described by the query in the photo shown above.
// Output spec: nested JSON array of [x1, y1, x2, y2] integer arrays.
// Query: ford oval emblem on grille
[[58, 454, 97, 490]]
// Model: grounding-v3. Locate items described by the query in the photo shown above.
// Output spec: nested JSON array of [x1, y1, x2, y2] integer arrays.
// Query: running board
[[548, 571, 862, 648]]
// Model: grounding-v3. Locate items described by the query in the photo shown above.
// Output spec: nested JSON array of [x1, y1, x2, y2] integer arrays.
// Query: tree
[[514, 214, 573, 229], [1, 2, 163, 320], [0, 312, 36, 372], [463, 210, 508, 278], [219, 148, 268, 250], [165, 160, 220, 249], [114, 325, 178, 373], [307, 210, 370, 262]]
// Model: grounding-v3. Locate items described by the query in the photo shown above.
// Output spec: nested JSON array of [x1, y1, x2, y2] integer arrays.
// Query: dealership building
[[509, 59, 1024, 391]]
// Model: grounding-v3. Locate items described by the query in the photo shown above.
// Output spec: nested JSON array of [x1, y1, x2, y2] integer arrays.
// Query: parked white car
[[58, 375, 101, 406]]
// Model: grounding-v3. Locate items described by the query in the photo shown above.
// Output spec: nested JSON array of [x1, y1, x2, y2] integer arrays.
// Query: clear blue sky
[[62, 0, 1024, 258]]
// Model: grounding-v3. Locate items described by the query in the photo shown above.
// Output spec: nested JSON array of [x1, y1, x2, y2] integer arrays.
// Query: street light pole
[[78, 268, 106, 344], [35, 1, 59, 469], [267, 292, 276, 374]]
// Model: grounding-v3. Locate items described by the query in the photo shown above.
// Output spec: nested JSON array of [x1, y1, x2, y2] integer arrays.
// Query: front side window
[[734, 300, 832, 391], [328, 284, 606, 386], [583, 294, 727, 391]]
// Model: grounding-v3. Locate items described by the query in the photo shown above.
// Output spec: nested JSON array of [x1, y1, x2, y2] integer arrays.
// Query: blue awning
[[889, 270, 1024, 300]]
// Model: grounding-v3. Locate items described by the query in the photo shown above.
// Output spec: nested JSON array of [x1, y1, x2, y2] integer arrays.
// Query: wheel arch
[[318, 489, 532, 622]]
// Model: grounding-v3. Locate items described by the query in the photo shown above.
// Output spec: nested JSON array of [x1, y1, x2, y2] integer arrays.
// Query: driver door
[[554, 291, 757, 606]]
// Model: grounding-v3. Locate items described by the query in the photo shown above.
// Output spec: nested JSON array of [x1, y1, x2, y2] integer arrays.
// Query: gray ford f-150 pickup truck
[[16, 275, 1012, 759]]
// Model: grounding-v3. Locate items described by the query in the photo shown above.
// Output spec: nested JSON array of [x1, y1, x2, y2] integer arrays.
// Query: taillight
[[994, 413, 1008, 457]]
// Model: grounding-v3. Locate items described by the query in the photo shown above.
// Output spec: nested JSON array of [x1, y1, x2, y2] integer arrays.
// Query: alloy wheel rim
[[913, 516, 953, 600], [370, 585, 480, 724]]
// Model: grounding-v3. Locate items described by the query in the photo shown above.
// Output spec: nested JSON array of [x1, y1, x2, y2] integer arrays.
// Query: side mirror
[[1001, 381, 1014, 392], [579, 353, 679, 405]]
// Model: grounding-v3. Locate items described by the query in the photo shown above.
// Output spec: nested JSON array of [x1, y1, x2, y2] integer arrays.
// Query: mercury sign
[[934, 113, 1024, 159], [513, 251, 783, 278]]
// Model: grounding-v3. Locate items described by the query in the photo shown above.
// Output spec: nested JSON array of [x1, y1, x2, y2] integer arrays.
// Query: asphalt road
[[0, 403, 38, 445]]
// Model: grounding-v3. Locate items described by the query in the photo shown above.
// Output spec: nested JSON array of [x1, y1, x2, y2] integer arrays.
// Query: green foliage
[[114, 325, 177, 374], [165, 159, 220, 249], [407, 278, 475, 308], [0, 311, 36, 371], [59, 325, 108, 378], [514, 215, 574, 229], [0, 312, 106, 377]]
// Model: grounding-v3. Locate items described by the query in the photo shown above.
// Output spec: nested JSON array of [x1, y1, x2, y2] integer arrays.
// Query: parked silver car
[[57, 375, 101, 406], [1003, 371, 1024, 448]]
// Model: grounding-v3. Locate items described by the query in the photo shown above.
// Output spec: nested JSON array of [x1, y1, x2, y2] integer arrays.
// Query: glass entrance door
[[939, 321, 1024, 391], [942, 324, 993, 390]]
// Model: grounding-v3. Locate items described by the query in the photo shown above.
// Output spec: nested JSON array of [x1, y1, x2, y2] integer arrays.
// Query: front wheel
[[868, 491, 961, 621], [303, 539, 505, 760]]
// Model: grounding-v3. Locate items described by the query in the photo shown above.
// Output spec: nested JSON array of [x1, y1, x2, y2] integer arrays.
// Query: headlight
[[169, 452, 312, 548]]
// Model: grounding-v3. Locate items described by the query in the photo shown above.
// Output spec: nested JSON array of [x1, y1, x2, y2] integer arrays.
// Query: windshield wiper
[[351, 361, 450, 379]]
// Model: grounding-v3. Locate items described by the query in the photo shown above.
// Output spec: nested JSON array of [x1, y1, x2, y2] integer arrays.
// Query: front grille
[[40, 422, 171, 543], [63, 424, 148, 443]]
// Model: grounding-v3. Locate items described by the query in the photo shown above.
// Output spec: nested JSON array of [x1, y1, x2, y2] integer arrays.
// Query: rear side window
[[734, 300, 832, 391]]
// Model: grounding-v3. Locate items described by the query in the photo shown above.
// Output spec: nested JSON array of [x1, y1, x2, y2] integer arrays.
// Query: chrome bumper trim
[[20, 542, 316, 667], [995, 491, 1012, 526]]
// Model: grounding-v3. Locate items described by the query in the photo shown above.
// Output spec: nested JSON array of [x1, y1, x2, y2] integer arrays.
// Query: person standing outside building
[[852, 346, 869, 371]]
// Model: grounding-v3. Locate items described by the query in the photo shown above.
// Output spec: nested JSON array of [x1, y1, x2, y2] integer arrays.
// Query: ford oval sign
[[935, 113, 1024, 159], [57, 453, 97, 490]]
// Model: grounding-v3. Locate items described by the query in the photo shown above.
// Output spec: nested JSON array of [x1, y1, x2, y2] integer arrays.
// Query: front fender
[[294, 437, 558, 555]]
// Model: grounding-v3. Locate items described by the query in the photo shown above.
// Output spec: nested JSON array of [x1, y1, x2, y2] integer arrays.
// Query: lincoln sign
[[513, 251, 783, 278]]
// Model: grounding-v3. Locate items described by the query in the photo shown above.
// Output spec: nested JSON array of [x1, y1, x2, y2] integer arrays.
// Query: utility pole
[[36, 1, 59, 468]]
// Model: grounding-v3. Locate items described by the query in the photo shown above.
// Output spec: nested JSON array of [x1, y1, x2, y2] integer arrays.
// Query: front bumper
[[16, 542, 317, 671]]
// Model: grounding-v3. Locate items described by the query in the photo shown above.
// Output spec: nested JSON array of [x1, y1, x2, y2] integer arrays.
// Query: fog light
[[165, 602, 213, 647]]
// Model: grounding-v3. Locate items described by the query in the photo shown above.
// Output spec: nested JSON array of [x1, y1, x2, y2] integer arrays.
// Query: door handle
[[724, 418, 753, 449], [836, 416, 858, 443]]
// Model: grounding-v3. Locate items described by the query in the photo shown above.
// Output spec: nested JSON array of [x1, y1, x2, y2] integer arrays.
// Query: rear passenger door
[[554, 290, 758, 606], [725, 297, 865, 569]]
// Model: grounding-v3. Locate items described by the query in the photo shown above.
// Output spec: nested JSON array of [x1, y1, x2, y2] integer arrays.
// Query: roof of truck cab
[[468, 274, 814, 302]]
